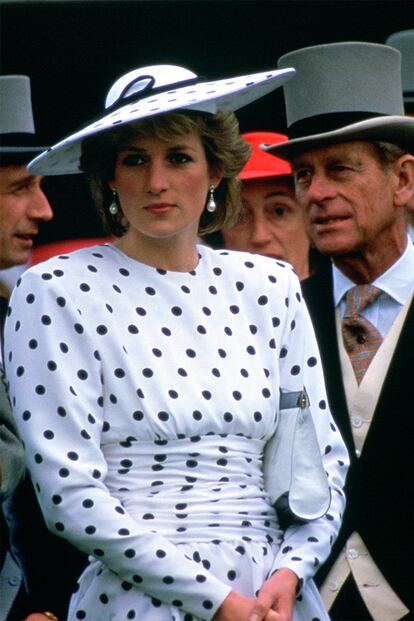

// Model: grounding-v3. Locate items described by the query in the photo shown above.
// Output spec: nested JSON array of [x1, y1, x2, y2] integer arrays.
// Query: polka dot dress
[[4, 244, 348, 621]]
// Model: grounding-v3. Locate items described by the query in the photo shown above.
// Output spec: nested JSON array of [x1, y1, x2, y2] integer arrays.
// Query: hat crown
[[278, 42, 404, 128], [240, 131, 291, 179], [385, 30, 414, 98], [0, 75, 35, 135], [105, 65, 198, 109]]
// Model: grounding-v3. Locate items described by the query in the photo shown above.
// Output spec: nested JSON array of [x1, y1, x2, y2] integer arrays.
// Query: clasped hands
[[213, 567, 298, 621]]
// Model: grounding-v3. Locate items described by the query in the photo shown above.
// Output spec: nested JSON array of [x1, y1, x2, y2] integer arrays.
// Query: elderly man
[[0, 75, 85, 621], [265, 42, 414, 621]]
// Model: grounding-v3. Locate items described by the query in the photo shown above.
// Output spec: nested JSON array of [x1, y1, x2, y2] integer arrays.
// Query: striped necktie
[[342, 284, 383, 384]]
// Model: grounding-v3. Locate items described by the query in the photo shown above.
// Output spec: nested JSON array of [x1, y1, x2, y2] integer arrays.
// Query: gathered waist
[[102, 434, 282, 543]]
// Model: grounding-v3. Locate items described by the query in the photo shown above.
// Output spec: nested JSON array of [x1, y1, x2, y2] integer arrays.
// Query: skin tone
[[291, 141, 414, 283], [0, 165, 52, 270], [109, 130, 299, 620], [405, 189, 414, 228], [109, 132, 221, 272], [222, 177, 311, 280], [403, 111, 414, 230], [0, 165, 52, 620], [214, 568, 298, 621]]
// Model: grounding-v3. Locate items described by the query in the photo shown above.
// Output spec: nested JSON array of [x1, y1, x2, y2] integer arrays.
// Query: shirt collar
[[333, 237, 414, 307]]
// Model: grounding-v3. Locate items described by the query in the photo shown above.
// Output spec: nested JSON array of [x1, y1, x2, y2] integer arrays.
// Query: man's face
[[291, 141, 401, 260], [0, 165, 53, 269]]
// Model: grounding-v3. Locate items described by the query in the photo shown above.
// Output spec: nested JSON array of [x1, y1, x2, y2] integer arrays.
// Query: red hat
[[240, 131, 291, 180], [30, 237, 112, 265]]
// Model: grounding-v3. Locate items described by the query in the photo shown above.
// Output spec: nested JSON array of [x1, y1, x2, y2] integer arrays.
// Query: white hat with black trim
[[28, 63, 295, 176]]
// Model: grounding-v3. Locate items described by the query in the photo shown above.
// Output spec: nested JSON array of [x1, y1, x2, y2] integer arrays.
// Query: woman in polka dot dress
[[4, 65, 348, 621]]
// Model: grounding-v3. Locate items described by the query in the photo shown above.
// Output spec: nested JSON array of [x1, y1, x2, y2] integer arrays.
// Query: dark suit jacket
[[301, 263, 414, 612]]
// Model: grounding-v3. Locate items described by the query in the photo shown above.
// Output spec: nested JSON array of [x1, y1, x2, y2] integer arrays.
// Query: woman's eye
[[120, 154, 144, 166], [237, 207, 252, 224], [169, 152, 191, 164], [272, 206, 286, 217]]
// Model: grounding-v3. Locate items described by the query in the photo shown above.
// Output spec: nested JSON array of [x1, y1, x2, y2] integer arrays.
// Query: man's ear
[[394, 154, 414, 207]]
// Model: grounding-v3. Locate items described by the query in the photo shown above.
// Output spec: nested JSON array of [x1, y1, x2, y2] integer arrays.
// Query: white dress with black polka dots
[[4, 244, 348, 621]]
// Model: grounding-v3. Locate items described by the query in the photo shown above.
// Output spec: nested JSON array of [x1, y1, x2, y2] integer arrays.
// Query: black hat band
[[287, 111, 391, 140]]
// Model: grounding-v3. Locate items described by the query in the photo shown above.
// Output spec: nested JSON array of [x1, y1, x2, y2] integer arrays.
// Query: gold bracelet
[[42, 612, 60, 621]]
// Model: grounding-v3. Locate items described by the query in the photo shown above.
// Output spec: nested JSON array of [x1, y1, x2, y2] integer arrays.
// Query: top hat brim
[[263, 115, 414, 160], [28, 67, 295, 176]]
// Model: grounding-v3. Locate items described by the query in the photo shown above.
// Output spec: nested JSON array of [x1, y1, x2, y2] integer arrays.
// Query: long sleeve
[[4, 268, 231, 621]]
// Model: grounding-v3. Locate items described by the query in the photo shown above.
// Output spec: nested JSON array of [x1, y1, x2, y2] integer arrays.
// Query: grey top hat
[[0, 75, 47, 158], [386, 30, 414, 105], [27, 63, 295, 176], [263, 42, 414, 160]]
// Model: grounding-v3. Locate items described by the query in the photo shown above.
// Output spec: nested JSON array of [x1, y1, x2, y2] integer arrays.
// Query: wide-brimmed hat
[[28, 63, 295, 176], [0, 75, 47, 163], [263, 42, 414, 160], [386, 30, 414, 110], [240, 132, 291, 180]]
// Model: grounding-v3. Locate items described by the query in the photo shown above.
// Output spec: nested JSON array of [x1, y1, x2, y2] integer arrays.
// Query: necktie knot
[[342, 284, 383, 384], [344, 284, 382, 318]]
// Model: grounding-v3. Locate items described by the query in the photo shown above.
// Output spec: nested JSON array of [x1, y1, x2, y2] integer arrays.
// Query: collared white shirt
[[333, 237, 414, 338]]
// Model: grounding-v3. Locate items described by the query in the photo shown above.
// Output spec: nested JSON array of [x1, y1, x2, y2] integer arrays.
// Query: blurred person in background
[[386, 30, 414, 240], [218, 132, 324, 279], [0, 74, 86, 621]]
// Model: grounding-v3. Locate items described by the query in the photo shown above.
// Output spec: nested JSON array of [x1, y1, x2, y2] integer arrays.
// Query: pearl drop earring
[[206, 185, 217, 213], [109, 190, 119, 215]]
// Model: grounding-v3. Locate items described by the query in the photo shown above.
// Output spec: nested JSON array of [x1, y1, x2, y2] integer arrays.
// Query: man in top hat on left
[[0, 75, 86, 621]]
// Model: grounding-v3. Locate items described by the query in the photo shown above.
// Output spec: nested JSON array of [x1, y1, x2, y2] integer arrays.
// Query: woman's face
[[110, 131, 220, 250], [222, 177, 311, 280]]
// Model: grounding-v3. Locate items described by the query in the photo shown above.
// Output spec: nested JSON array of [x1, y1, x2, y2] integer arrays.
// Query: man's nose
[[305, 172, 336, 204], [28, 188, 53, 222]]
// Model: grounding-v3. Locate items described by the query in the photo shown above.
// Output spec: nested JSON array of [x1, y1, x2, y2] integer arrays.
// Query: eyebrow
[[265, 191, 292, 198], [119, 143, 198, 153], [7, 174, 36, 190], [292, 154, 362, 170]]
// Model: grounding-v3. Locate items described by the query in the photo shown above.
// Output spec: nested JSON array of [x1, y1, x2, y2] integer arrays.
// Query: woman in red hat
[[221, 132, 317, 280]]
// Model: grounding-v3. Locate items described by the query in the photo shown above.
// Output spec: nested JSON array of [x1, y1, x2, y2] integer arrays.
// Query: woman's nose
[[250, 214, 273, 246], [145, 161, 169, 194]]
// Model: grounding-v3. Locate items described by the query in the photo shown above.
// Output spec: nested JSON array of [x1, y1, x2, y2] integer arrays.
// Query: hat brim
[[263, 115, 414, 160], [28, 67, 295, 176]]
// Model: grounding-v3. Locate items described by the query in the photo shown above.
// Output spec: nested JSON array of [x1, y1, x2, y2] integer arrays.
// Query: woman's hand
[[213, 590, 281, 621], [247, 568, 299, 621]]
